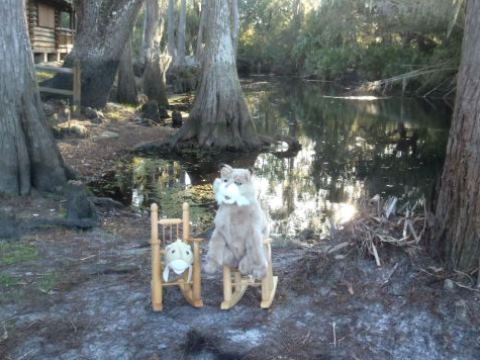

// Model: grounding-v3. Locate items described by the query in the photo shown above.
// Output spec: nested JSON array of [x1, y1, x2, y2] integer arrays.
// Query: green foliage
[[303, 47, 358, 80], [38, 272, 59, 293], [237, 0, 464, 95], [359, 45, 422, 79], [0, 243, 38, 266], [238, 0, 308, 74], [300, 43, 439, 82], [0, 274, 16, 288], [131, 1, 202, 60]]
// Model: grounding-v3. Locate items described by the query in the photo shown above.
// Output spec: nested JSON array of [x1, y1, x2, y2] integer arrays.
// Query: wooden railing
[[35, 61, 81, 115]]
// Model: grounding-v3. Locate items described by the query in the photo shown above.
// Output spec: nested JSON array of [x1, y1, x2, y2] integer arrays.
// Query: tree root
[[133, 133, 301, 160]]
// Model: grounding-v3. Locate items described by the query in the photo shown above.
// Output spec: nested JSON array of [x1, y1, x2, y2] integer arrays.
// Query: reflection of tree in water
[[91, 80, 450, 242], [291, 83, 450, 200], [88, 162, 134, 205], [250, 80, 450, 241], [128, 152, 259, 234]]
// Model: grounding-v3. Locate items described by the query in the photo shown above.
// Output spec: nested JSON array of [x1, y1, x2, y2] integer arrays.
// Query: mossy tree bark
[[47, 0, 143, 109], [142, 0, 170, 107], [172, 0, 261, 151], [432, 0, 480, 272], [0, 0, 67, 195]]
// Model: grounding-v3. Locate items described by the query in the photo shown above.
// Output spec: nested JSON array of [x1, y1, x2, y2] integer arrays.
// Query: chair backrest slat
[[155, 203, 190, 246], [158, 219, 182, 225]]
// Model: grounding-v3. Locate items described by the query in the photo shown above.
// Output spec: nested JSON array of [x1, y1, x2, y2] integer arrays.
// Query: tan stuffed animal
[[163, 239, 194, 282], [205, 165, 269, 279]]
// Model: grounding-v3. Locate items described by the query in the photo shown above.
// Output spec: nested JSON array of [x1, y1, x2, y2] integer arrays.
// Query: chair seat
[[220, 240, 277, 310]]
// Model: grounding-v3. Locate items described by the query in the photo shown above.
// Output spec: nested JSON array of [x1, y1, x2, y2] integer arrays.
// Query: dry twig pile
[[346, 195, 428, 266]]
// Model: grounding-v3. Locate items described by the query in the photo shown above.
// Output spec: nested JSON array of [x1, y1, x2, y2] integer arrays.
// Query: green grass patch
[[0, 243, 38, 266], [38, 272, 58, 293], [0, 273, 16, 287], [36, 71, 55, 82], [104, 104, 137, 121]]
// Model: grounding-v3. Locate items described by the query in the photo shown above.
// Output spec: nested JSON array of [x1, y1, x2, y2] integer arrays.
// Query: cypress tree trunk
[[231, 0, 239, 54], [195, 0, 206, 62], [432, 0, 480, 272], [141, 3, 149, 62], [167, 0, 177, 59], [47, 0, 143, 109], [171, 0, 261, 150], [117, 39, 138, 104], [175, 0, 187, 67], [142, 0, 170, 107], [0, 0, 66, 195]]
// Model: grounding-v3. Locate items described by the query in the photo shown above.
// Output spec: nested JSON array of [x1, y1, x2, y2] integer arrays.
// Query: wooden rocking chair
[[150, 202, 203, 311], [221, 238, 278, 310]]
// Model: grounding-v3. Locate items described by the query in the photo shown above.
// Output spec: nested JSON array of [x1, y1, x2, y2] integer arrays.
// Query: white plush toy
[[163, 239, 194, 282]]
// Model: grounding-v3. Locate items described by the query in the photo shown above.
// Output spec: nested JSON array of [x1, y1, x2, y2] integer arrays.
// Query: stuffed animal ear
[[220, 164, 233, 178], [163, 266, 170, 282], [239, 169, 252, 181]]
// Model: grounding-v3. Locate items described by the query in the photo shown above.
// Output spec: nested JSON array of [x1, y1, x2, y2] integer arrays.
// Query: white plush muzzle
[[213, 179, 250, 206]]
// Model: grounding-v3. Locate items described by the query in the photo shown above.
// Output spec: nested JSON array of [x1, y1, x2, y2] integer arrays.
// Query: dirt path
[[1, 200, 479, 360], [56, 102, 177, 181]]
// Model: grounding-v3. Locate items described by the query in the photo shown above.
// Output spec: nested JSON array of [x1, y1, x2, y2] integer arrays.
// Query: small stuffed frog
[[163, 239, 194, 282]]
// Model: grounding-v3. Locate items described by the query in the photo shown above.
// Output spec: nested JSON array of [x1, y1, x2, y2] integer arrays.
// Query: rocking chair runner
[[150, 202, 203, 311], [221, 238, 278, 310]]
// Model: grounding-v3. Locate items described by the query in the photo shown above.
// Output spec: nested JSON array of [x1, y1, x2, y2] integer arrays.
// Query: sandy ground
[[1, 102, 480, 360]]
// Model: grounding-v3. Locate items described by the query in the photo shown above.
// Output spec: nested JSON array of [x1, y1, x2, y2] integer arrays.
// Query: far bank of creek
[[89, 77, 451, 245]]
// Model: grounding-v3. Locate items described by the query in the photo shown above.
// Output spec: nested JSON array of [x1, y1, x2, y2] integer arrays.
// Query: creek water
[[90, 78, 451, 244]]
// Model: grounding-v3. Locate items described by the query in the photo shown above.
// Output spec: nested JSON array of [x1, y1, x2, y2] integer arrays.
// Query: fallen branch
[[332, 322, 337, 348], [327, 241, 350, 254], [382, 263, 399, 287], [357, 64, 457, 96]]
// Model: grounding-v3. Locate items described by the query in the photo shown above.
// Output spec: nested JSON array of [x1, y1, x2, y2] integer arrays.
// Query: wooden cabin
[[26, 0, 75, 63]]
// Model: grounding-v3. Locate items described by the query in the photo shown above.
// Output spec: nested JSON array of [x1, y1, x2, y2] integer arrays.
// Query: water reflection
[[90, 79, 450, 244]]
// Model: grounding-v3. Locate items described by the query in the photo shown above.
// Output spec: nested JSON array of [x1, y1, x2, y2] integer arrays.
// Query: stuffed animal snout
[[213, 178, 250, 206]]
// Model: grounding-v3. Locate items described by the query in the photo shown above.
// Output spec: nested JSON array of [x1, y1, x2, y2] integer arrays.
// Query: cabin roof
[[36, 0, 73, 13]]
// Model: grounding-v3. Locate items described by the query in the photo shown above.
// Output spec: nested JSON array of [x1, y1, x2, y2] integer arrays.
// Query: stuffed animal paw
[[204, 257, 218, 274], [239, 256, 267, 279]]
